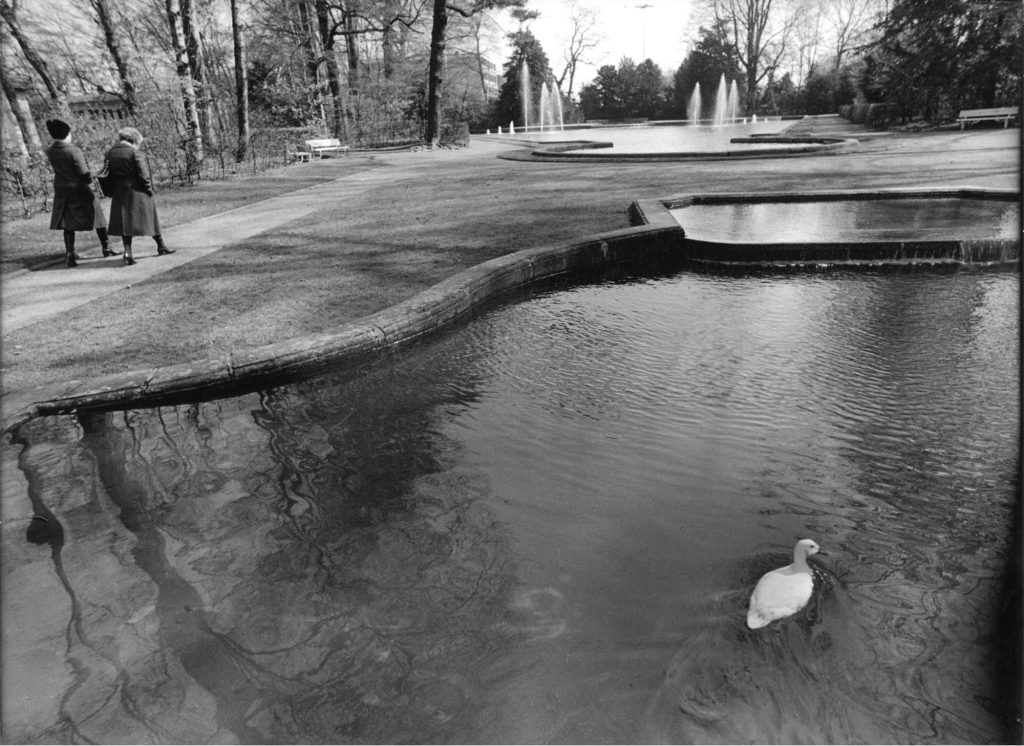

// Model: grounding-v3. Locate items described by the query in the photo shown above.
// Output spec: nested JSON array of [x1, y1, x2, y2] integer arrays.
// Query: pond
[[7, 267, 1019, 743]]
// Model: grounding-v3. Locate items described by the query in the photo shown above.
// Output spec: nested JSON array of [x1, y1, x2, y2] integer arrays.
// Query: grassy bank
[[1, 130, 1019, 397]]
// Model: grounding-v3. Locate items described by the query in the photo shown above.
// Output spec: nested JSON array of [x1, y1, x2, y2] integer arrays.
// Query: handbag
[[96, 173, 116, 198]]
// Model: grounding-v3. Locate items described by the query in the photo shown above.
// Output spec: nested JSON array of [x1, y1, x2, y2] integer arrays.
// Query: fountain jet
[[714, 74, 728, 125], [521, 60, 531, 132], [688, 82, 702, 125]]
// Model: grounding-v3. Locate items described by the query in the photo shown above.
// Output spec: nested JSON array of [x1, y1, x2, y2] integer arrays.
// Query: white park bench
[[956, 107, 1018, 129], [305, 138, 350, 158]]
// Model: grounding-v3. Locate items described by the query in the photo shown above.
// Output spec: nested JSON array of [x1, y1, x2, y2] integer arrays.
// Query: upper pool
[[673, 196, 1021, 242]]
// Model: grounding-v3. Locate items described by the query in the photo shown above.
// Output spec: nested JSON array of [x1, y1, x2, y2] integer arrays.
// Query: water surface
[[7, 269, 1019, 743], [673, 198, 1021, 242], [529, 121, 790, 153]]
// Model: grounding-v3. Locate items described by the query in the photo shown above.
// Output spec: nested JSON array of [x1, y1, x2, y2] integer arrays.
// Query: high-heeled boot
[[98, 227, 119, 256], [155, 235, 175, 255], [63, 230, 78, 267], [122, 236, 136, 265]]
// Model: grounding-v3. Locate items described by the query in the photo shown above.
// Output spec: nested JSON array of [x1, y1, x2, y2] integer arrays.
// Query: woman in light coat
[[45, 119, 115, 267], [104, 127, 174, 265]]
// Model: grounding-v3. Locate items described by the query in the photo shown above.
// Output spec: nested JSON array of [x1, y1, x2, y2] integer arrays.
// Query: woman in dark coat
[[45, 119, 115, 267], [104, 127, 174, 266]]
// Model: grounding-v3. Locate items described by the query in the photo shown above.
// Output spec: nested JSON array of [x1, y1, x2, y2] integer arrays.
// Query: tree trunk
[[296, 0, 325, 120], [165, 0, 204, 176], [1, 72, 39, 152], [0, 0, 65, 110], [0, 89, 27, 156], [424, 0, 448, 147], [315, 0, 348, 140], [343, 8, 360, 86], [89, 0, 137, 114], [182, 0, 219, 149], [381, 0, 401, 79], [230, 0, 250, 162]]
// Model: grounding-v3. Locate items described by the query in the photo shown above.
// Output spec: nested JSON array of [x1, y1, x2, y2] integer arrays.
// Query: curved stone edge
[[0, 224, 683, 435]]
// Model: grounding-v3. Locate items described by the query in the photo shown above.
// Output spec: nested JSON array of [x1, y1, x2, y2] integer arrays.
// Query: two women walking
[[46, 120, 174, 268]]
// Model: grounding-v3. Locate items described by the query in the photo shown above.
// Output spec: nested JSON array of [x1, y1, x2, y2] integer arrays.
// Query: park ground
[[0, 119, 1020, 399]]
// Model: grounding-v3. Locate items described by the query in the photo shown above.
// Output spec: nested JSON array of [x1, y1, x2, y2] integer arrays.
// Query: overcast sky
[[493, 0, 696, 88]]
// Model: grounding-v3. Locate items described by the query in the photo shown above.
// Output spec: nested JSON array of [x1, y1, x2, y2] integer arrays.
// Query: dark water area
[[673, 198, 1021, 242], [8, 268, 1020, 743]]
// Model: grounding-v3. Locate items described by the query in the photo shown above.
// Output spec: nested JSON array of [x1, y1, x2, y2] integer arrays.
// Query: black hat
[[45, 119, 70, 139]]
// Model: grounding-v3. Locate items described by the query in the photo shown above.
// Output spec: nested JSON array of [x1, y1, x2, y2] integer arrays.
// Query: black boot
[[63, 230, 77, 267], [122, 236, 135, 266], [98, 227, 119, 257], [155, 235, 175, 255]]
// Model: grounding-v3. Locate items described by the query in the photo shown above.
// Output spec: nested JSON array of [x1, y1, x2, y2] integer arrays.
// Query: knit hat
[[45, 119, 70, 139], [117, 126, 144, 145]]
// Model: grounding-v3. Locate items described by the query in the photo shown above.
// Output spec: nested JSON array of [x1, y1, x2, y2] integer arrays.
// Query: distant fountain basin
[[490, 72, 854, 160], [490, 120, 857, 161], [634, 187, 1021, 269]]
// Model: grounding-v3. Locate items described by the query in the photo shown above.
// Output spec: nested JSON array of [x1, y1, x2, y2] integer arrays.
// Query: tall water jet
[[540, 82, 550, 130], [688, 82, 702, 125], [714, 74, 728, 125], [728, 80, 739, 123], [542, 82, 565, 131], [520, 60, 531, 132]]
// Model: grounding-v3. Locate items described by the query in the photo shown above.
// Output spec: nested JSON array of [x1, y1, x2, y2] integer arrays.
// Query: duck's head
[[795, 538, 820, 558]]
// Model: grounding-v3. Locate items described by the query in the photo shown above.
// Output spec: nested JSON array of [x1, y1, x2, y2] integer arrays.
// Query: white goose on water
[[746, 539, 820, 629]]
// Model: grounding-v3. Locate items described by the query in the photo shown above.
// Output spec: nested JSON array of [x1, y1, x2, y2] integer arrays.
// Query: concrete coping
[[0, 222, 685, 435]]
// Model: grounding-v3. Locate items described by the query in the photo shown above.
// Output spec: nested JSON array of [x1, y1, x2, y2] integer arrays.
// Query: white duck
[[746, 539, 820, 629]]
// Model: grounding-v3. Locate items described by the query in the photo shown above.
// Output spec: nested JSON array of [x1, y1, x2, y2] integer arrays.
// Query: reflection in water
[[12, 356, 527, 743], [4, 269, 1019, 743], [674, 198, 1021, 242]]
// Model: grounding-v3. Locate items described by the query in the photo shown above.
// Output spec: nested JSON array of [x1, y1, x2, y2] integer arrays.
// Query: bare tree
[[181, 0, 219, 147], [826, 0, 882, 70], [87, 0, 138, 113], [1, 63, 42, 151], [314, 0, 349, 138], [231, 0, 250, 161], [425, 0, 522, 147], [165, 0, 205, 174], [1, 83, 29, 155], [0, 0, 65, 109], [555, 1, 602, 100], [706, 0, 801, 113]]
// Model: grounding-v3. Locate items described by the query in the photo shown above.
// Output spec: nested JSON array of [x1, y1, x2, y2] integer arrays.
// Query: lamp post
[[635, 3, 652, 61]]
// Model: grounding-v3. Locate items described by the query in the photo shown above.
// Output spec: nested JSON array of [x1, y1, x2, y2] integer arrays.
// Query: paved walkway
[[1, 142, 504, 333]]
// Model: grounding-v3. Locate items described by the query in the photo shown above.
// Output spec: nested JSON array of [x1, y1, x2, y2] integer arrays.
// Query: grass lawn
[[1, 130, 1019, 397]]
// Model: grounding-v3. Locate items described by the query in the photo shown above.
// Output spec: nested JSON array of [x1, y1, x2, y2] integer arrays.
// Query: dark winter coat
[[46, 140, 107, 231], [104, 141, 162, 236]]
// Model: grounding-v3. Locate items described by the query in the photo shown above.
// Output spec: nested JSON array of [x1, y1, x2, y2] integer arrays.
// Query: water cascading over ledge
[[633, 187, 1021, 270]]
